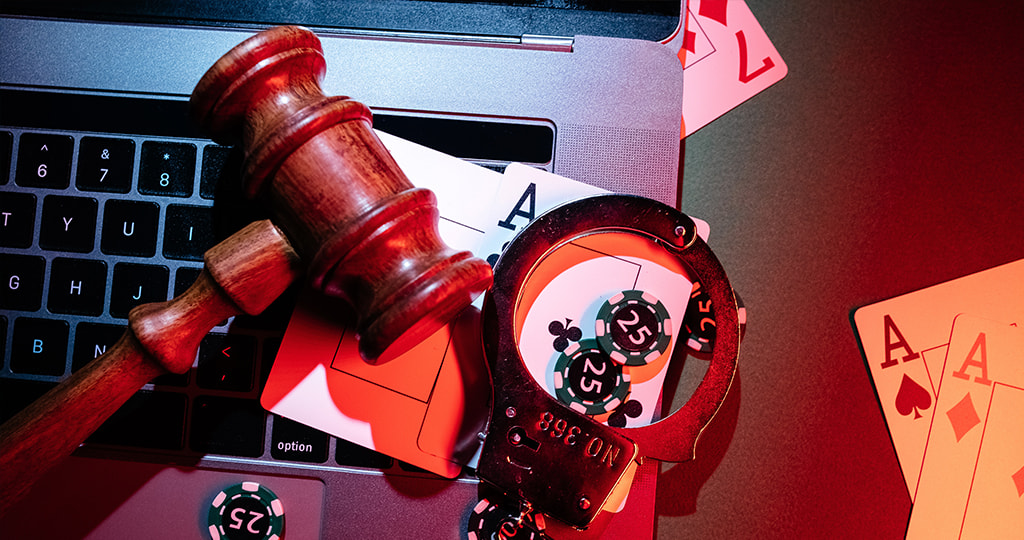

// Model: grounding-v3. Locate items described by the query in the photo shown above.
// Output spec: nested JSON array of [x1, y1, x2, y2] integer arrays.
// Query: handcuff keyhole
[[508, 426, 541, 451]]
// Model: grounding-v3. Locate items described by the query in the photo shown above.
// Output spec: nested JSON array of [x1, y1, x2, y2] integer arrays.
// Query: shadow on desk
[[656, 369, 742, 517]]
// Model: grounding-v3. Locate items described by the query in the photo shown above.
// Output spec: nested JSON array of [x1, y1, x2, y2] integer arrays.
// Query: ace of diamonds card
[[906, 315, 1024, 539]]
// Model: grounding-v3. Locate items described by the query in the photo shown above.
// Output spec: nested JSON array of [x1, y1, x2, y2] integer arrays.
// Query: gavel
[[193, 25, 493, 362], [0, 26, 492, 514]]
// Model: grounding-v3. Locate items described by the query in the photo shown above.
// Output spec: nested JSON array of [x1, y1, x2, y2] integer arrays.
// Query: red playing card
[[673, 0, 788, 137]]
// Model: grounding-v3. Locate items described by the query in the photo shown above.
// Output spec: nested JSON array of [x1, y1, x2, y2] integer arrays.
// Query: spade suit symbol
[[894, 374, 932, 419]]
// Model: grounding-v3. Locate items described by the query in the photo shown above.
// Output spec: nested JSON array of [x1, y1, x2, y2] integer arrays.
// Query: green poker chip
[[466, 497, 549, 540], [553, 339, 630, 416], [595, 290, 672, 366], [207, 482, 285, 540], [683, 283, 747, 357]]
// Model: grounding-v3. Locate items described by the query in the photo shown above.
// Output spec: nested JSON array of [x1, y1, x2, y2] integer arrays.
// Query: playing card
[[852, 258, 1024, 500], [377, 130, 503, 253], [958, 382, 1024, 538], [480, 162, 606, 267], [488, 163, 711, 265], [678, 0, 788, 137], [906, 315, 1024, 539]]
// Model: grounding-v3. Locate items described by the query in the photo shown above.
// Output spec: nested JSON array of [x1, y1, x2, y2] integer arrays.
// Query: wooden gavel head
[[190, 26, 493, 362]]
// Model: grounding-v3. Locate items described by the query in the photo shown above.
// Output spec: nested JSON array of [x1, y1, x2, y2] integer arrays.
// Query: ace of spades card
[[905, 315, 1024, 539], [494, 166, 711, 428], [852, 258, 1024, 500]]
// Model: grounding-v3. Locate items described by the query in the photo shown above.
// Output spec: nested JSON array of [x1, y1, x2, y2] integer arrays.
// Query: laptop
[[0, 1, 685, 538]]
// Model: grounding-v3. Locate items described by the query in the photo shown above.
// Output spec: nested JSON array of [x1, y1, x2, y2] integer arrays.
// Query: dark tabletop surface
[[658, 2, 1024, 538]]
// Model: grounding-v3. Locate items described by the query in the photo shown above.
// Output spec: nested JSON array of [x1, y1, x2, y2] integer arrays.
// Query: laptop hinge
[[311, 27, 572, 52], [520, 34, 574, 52]]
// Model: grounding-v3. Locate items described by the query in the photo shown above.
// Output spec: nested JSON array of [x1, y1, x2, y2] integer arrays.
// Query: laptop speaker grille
[[555, 123, 678, 207]]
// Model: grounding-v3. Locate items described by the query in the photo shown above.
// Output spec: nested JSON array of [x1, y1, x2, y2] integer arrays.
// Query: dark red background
[[660, 2, 1024, 538]]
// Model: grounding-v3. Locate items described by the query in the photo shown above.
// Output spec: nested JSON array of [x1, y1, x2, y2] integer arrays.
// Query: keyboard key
[[71, 323, 186, 392], [199, 145, 264, 236], [0, 378, 57, 423], [200, 144, 241, 199], [76, 136, 134, 193], [271, 415, 329, 463], [72, 322, 125, 372], [397, 461, 431, 474], [190, 395, 266, 457], [173, 266, 202, 297], [151, 369, 190, 388], [260, 337, 281, 388], [0, 254, 45, 311], [139, 141, 196, 197], [197, 333, 256, 392], [39, 195, 98, 253], [233, 287, 297, 332], [0, 315, 6, 369], [110, 262, 168, 318], [15, 133, 73, 189], [47, 257, 107, 316], [101, 199, 159, 257], [0, 191, 37, 248], [10, 317, 69, 376], [87, 390, 187, 450], [336, 437, 393, 469], [163, 204, 215, 261], [1, 131, 11, 184]]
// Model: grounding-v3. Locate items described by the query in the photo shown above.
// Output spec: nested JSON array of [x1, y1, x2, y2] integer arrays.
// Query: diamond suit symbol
[[1013, 465, 1024, 498], [684, 29, 697, 53], [699, 0, 729, 27], [946, 392, 981, 442]]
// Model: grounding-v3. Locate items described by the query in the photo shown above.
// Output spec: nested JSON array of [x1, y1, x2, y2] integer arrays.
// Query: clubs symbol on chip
[[548, 318, 583, 352], [894, 373, 932, 419]]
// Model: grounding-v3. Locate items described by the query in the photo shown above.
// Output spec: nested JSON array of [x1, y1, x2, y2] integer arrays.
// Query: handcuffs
[[476, 194, 741, 529]]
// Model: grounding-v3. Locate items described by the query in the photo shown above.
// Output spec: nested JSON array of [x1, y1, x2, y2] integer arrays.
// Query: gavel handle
[[0, 220, 301, 516]]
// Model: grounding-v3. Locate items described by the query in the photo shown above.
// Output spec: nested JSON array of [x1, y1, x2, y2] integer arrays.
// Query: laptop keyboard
[[1, 87, 555, 481], [0, 124, 397, 471]]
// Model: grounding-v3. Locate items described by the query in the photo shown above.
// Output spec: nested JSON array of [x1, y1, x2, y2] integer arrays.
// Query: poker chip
[[553, 339, 631, 416], [595, 290, 672, 366], [683, 282, 747, 356], [466, 498, 548, 540], [207, 482, 284, 540]]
